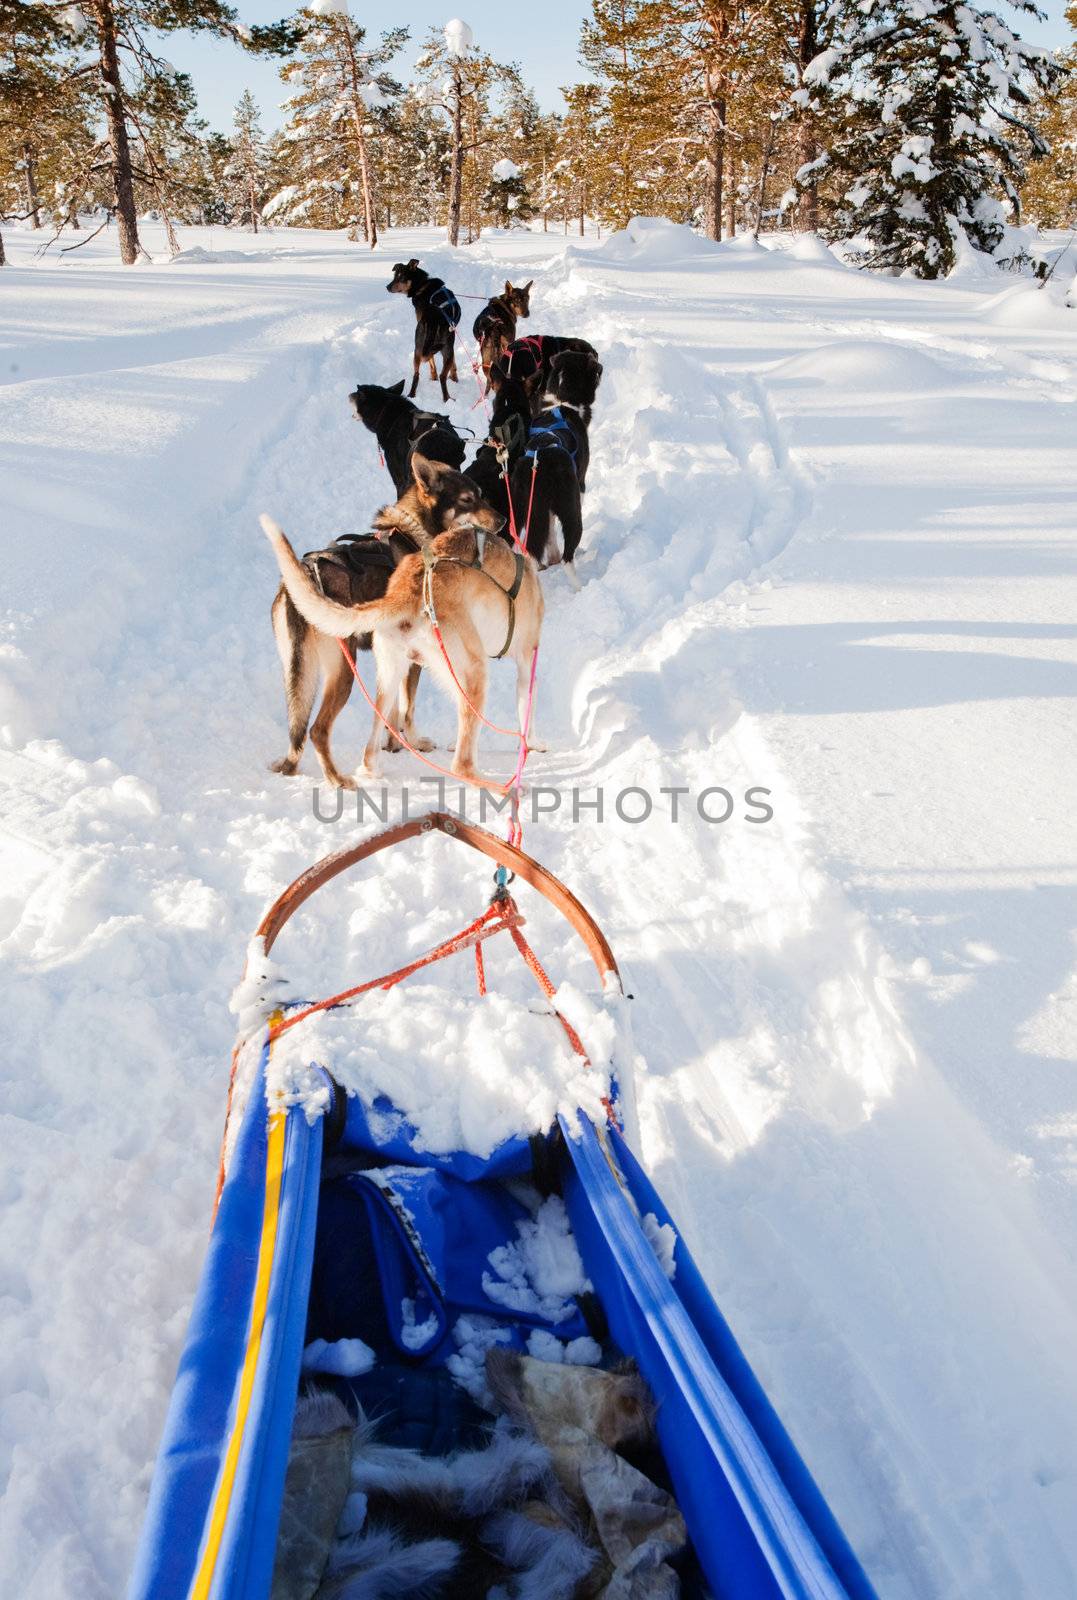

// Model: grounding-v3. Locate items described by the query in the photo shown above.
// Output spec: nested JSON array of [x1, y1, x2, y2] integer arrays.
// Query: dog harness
[[420, 528, 526, 660], [429, 285, 462, 329], [490, 410, 528, 463], [505, 334, 544, 379], [525, 407, 578, 465]]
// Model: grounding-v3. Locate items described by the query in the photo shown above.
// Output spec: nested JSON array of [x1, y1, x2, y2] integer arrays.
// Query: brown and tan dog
[[262, 458, 545, 787], [473, 280, 533, 389]]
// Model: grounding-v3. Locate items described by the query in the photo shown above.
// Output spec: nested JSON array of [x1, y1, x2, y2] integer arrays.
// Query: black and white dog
[[511, 350, 603, 580]]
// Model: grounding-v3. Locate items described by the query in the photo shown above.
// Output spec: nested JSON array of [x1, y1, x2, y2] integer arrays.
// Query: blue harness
[[525, 406, 578, 464], [429, 285, 462, 328]]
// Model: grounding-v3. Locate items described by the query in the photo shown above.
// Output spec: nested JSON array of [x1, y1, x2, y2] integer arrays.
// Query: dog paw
[[269, 757, 299, 776], [410, 735, 437, 752]]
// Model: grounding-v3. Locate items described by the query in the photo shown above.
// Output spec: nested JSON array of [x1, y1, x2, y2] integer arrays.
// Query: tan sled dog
[[261, 460, 545, 786]]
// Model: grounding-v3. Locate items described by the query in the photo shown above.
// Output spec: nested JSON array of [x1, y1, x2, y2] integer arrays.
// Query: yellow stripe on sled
[[190, 1103, 287, 1600]]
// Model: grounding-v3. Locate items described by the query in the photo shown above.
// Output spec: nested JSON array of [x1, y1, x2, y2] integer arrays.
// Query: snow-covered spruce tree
[[487, 78, 544, 224], [797, 0, 1059, 275], [1020, 2, 1076, 227], [228, 88, 269, 230], [483, 157, 531, 227], [275, 3, 405, 245]]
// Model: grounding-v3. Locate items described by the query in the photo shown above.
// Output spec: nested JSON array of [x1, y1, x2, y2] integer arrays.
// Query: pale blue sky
[[164, 1, 1075, 136]]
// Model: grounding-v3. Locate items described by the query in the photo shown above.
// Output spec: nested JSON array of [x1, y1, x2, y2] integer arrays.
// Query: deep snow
[[1, 216, 1076, 1599]]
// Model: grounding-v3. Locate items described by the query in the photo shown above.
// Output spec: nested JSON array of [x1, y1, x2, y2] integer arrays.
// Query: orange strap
[[268, 899, 523, 1040]]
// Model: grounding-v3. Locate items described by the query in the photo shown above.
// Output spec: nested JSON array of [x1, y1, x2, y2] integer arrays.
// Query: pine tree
[[412, 20, 520, 245], [0, 0, 98, 251], [799, 0, 1059, 275], [229, 88, 268, 230], [275, 5, 406, 245], [579, 0, 792, 239], [579, 1, 682, 232], [46, 0, 297, 263], [483, 158, 531, 226], [374, 94, 450, 227], [1020, 3, 1076, 227]]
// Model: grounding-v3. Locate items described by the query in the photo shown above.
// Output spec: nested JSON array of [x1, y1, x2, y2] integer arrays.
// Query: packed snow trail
[[1, 221, 1076, 1599]]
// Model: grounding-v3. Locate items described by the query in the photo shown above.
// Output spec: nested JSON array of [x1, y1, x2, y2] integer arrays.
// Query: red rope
[[502, 467, 525, 554], [337, 639, 517, 794], [269, 900, 524, 1040], [428, 617, 525, 741], [522, 457, 539, 547]]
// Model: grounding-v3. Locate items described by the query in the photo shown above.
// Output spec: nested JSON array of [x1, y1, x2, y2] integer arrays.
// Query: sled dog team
[[262, 258, 603, 791]]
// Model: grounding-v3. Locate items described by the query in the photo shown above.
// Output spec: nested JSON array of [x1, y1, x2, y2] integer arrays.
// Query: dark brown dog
[[473, 280, 533, 388]]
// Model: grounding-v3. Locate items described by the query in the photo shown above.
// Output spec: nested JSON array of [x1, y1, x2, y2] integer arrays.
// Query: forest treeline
[[1, 0, 1075, 276]]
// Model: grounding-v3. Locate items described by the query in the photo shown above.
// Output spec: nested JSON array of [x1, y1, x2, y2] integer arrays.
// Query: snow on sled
[[128, 813, 878, 1600]]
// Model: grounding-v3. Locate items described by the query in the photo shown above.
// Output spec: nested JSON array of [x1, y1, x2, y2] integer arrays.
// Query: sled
[[127, 813, 878, 1600]]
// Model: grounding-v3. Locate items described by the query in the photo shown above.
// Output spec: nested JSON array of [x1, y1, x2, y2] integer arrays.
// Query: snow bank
[[977, 279, 1075, 329], [168, 245, 277, 265], [769, 338, 948, 390], [595, 215, 721, 264]]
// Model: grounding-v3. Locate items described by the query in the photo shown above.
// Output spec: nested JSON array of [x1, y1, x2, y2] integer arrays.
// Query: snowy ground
[[1, 217, 1076, 1599]]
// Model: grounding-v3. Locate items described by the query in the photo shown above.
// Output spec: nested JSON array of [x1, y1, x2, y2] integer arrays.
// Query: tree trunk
[[248, 168, 258, 233], [447, 66, 463, 247], [796, 0, 819, 231], [0, 230, 6, 267], [342, 27, 377, 249], [702, 81, 727, 240], [95, 0, 140, 264], [724, 159, 737, 239], [754, 118, 776, 238], [23, 142, 41, 229]]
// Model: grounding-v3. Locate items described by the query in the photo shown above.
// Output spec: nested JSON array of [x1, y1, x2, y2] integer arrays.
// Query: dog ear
[[388, 378, 406, 396], [406, 257, 419, 269], [411, 453, 445, 495], [504, 280, 514, 294], [522, 280, 533, 293]]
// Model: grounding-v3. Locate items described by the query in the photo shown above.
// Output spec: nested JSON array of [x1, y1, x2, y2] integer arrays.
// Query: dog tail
[[260, 516, 400, 639]]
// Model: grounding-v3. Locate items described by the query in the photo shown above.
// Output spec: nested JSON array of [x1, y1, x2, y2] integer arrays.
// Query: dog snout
[[478, 505, 506, 535]]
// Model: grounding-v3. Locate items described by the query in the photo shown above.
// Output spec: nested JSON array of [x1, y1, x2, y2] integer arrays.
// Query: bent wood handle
[[256, 811, 620, 985]]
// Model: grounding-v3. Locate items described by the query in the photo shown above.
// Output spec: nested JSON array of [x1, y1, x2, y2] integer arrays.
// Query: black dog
[[350, 379, 466, 497], [464, 363, 532, 527], [503, 334, 600, 413], [387, 258, 461, 402], [512, 350, 602, 578], [472, 280, 532, 388]]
